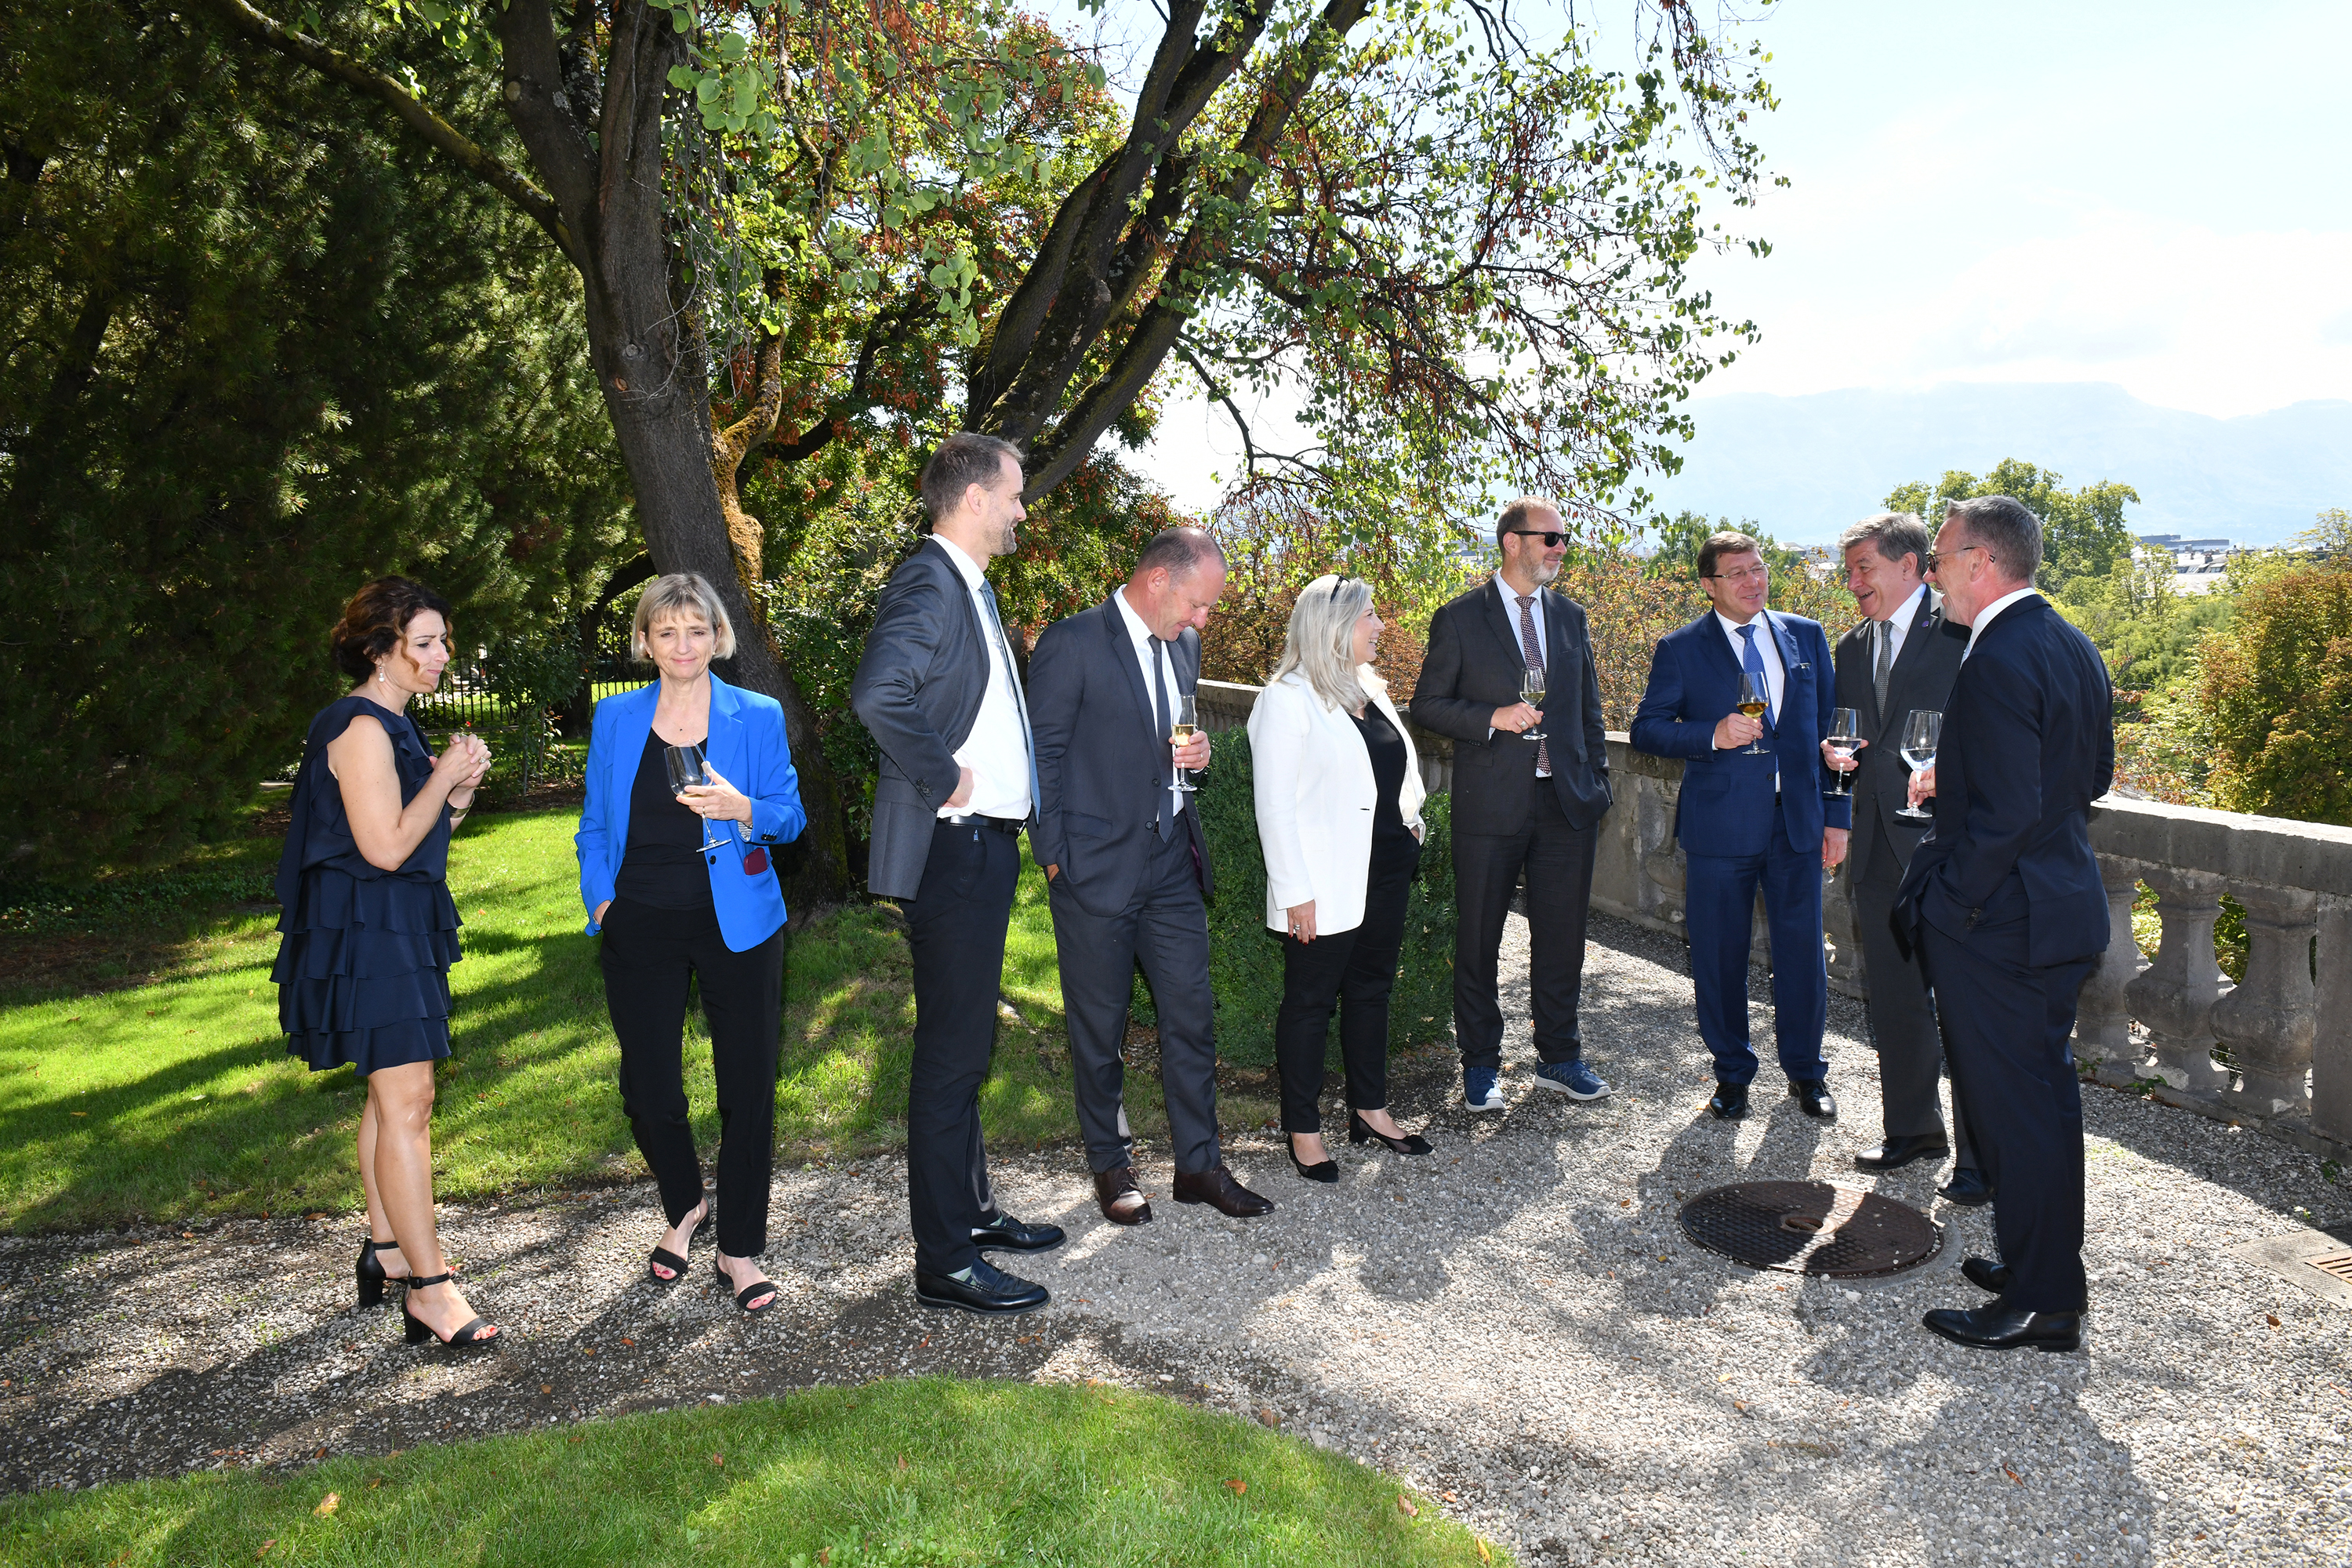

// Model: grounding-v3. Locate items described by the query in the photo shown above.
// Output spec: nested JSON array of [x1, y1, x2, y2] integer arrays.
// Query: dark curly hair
[[330, 577, 456, 681]]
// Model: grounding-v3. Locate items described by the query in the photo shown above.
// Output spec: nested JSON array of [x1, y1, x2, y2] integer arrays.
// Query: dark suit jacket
[[1832, 588, 1966, 877], [1027, 593, 1214, 920], [1407, 579, 1610, 833], [1896, 595, 2114, 968], [849, 538, 1000, 901], [1629, 610, 1852, 856]]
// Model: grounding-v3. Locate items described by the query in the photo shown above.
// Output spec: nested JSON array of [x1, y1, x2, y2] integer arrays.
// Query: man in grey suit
[[851, 433, 1065, 1316], [1028, 528, 1274, 1224], [1826, 512, 1983, 1202]]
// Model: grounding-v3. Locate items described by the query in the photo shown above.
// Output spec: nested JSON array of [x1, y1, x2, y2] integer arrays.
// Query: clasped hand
[[678, 763, 753, 826], [434, 733, 494, 796]]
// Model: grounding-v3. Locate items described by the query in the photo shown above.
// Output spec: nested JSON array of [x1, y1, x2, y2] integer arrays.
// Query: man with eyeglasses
[[1631, 531, 1847, 1122], [1410, 497, 1613, 1113]]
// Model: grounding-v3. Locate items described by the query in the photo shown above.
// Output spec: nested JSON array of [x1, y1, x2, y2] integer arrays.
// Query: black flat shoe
[[914, 1257, 1049, 1316], [1922, 1304, 2081, 1352], [1853, 1134, 1948, 1172], [1939, 1167, 1995, 1207], [355, 1237, 410, 1308], [1790, 1080, 1837, 1120], [1708, 1082, 1750, 1120], [713, 1256, 778, 1314], [401, 1273, 498, 1348], [1347, 1112, 1432, 1156], [1287, 1137, 1339, 1184], [970, 1213, 1067, 1252], [648, 1200, 713, 1283], [1961, 1256, 2013, 1294]]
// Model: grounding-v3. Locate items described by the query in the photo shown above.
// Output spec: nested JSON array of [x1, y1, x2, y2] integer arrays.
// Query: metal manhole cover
[[1679, 1181, 1944, 1278]]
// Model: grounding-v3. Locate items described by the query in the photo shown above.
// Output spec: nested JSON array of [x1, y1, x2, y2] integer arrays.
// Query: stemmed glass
[[664, 742, 731, 851], [1826, 707, 1862, 796], [1894, 710, 1941, 821], [1519, 666, 1548, 742], [1170, 692, 1199, 794], [1736, 672, 1769, 754]]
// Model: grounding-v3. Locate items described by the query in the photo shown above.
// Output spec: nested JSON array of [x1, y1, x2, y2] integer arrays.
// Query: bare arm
[[327, 717, 476, 871]]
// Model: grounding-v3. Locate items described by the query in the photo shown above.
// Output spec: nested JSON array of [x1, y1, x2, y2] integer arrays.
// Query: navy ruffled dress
[[272, 695, 463, 1075]]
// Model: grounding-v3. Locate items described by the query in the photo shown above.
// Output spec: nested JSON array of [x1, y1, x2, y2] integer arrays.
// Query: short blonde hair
[[630, 572, 737, 662], [1271, 574, 1373, 713]]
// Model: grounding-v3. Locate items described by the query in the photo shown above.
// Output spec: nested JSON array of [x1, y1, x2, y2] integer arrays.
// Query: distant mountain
[[1644, 383, 2352, 546]]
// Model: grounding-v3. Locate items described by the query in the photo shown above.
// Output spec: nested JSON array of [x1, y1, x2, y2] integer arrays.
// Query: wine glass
[[1894, 710, 1941, 821], [1826, 707, 1861, 796], [1736, 672, 1769, 754], [664, 742, 731, 851], [1170, 692, 1200, 794], [1520, 666, 1548, 742]]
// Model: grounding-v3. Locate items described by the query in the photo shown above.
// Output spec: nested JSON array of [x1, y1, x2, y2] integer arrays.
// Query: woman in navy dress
[[274, 577, 499, 1348]]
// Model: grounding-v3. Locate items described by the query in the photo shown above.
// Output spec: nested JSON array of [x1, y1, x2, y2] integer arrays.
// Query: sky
[[1116, 0, 2352, 514]]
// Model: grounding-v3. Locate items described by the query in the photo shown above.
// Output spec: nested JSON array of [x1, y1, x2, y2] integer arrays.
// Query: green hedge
[[1132, 728, 1457, 1068]]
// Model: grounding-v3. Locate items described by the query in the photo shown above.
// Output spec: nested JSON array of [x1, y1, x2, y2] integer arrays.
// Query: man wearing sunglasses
[[1410, 497, 1613, 1113]]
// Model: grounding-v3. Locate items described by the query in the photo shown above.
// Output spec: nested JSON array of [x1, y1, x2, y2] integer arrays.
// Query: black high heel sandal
[[648, 1199, 714, 1283], [1348, 1111, 1433, 1156], [356, 1238, 410, 1308], [1287, 1135, 1338, 1184], [714, 1256, 778, 1315], [401, 1273, 498, 1347]]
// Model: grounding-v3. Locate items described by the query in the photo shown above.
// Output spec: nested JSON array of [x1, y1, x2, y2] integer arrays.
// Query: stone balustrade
[[1194, 679, 2352, 1163]]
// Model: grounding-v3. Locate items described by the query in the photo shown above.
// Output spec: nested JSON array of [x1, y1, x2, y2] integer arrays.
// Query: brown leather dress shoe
[[1171, 1164, 1275, 1218], [1092, 1166, 1153, 1226]]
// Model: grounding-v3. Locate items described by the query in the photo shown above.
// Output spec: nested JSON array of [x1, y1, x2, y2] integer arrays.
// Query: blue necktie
[[1737, 623, 1775, 730]]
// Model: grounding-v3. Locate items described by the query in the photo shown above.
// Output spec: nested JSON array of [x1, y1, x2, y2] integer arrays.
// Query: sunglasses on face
[[1922, 544, 1989, 573], [1508, 530, 1567, 548]]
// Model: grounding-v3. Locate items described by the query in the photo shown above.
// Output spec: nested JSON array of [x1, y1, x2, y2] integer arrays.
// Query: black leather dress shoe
[[1922, 1303, 2081, 1352], [1708, 1082, 1751, 1120], [1853, 1134, 1949, 1172], [913, 1257, 1049, 1316], [1171, 1164, 1275, 1218], [1790, 1080, 1837, 1120], [1938, 1167, 1995, 1207], [971, 1213, 1066, 1253], [1961, 1256, 2013, 1294], [1093, 1166, 1153, 1226]]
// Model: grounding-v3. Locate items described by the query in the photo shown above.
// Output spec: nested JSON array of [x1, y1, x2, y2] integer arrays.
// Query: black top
[[615, 728, 716, 909], [1352, 706, 1417, 849]]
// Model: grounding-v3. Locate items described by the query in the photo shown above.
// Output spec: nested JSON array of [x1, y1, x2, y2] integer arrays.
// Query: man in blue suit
[[1631, 532, 1850, 1120], [1899, 495, 2113, 1353]]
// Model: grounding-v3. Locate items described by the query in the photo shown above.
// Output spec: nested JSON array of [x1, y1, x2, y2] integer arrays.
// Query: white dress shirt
[[1112, 586, 1185, 819], [1962, 586, 2038, 660], [932, 536, 1033, 821], [1715, 610, 1784, 718], [1495, 575, 1549, 668], [1875, 583, 1929, 663]]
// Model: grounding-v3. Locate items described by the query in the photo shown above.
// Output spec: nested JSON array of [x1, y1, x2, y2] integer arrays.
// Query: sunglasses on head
[[1508, 530, 1567, 548]]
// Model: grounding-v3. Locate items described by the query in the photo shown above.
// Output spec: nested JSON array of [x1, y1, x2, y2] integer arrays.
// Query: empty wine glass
[[1171, 692, 1200, 794], [665, 742, 731, 851], [1520, 666, 1548, 742], [1894, 710, 1942, 821], [1826, 707, 1861, 796], [1736, 671, 1769, 754]]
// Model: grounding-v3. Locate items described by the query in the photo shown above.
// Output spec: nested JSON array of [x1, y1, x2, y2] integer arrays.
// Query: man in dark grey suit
[[1409, 498, 1612, 1112], [851, 433, 1065, 1316], [1827, 513, 1984, 1202], [1029, 528, 1273, 1224]]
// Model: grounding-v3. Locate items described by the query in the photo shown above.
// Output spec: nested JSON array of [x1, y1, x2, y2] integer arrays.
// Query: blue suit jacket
[[1629, 609, 1851, 855], [575, 675, 807, 951]]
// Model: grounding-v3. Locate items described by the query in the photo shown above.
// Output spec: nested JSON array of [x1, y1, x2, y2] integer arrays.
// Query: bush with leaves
[[2190, 561, 2352, 826]]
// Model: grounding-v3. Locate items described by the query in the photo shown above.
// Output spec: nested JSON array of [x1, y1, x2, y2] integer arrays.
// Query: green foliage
[[1882, 460, 2139, 590], [482, 625, 588, 792], [2053, 556, 2235, 698], [2191, 561, 2352, 826]]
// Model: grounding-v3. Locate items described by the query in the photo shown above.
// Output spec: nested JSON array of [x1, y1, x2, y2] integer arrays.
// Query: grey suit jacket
[[1027, 594, 1213, 920], [849, 537, 1006, 901], [1831, 587, 1965, 878]]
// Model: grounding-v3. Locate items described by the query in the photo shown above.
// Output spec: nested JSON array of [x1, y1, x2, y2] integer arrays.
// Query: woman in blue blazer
[[576, 573, 806, 1313]]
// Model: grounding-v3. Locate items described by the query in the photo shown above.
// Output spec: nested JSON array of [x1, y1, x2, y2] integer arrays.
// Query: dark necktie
[[1737, 623, 1776, 730], [1514, 593, 1551, 776], [977, 579, 1040, 815], [1873, 616, 1894, 714], [1151, 638, 1174, 840]]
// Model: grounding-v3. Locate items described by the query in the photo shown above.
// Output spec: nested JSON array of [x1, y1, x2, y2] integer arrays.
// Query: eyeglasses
[[1701, 564, 1770, 586], [1507, 530, 1567, 548], [1923, 544, 1991, 573]]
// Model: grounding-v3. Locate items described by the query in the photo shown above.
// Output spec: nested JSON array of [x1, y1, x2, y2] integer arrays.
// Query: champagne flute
[[664, 742, 731, 851], [1894, 710, 1941, 821], [1736, 672, 1769, 754], [1170, 692, 1199, 794], [1520, 666, 1548, 742], [1826, 707, 1862, 796]]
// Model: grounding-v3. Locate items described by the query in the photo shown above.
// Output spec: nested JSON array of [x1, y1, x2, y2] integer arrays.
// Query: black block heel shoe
[[401, 1273, 498, 1348], [356, 1238, 409, 1308], [1348, 1112, 1432, 1156], [1287, 1136, 1339, 1184]]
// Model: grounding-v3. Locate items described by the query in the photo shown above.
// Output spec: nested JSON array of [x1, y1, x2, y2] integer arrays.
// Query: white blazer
[[1249, 666, 1428, 936]]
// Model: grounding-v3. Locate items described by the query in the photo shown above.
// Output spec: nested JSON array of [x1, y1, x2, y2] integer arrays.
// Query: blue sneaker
[[1464, 1065, 1505, 1112], [1531, 1059, 1610, 1101]]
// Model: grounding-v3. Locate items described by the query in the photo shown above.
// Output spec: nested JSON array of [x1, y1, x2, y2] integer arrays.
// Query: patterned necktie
[[1515, 593, 1551, 776], [977, 579, 1040, 816], [1872, 616, 1894, 714], [1737, 623, 1775, 729], [1151, 638, 1175, 840]]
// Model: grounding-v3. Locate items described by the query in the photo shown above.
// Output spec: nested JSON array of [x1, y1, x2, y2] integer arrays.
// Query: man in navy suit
[[1631, 532, 1850, 1121], [1899, 495, 2113, 1353]]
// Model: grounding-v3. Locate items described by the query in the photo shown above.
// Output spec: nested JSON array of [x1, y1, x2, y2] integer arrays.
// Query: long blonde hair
[[1271, 574, 1372, 713]]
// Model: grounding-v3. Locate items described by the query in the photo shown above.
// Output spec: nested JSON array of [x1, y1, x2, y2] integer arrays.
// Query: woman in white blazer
[[1248, 575, 1431, 1182]]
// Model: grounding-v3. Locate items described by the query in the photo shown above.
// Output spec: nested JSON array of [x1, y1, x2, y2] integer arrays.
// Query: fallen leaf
[[620, 1338, 635, 1347], [256, 1544, 274, 1560], [1256, 1407, 1279, 1427], [541, 1385, 553, 1395], [1442, 1490, 1457, 1501], [314, 1493, 339, 1517], [1397, 1494, 1419, 1517], [582, 1347, 596, 1356], [1619, 1199, 1631, 1208], [896, 1453, 909, 1471], [2003, 1466, 2023, 1485], [1222, 1478, 1247, 1495], [368, 1477, 383, 1490], [70, 1112, 86, 1117], [2266, 1315, 2281, 1327], [1734, 1400, 1749, 1412], [1717, 1373, 1734, 1382], [710, 1452, 724, 1467], [1478, 1541, 1493, 1563]]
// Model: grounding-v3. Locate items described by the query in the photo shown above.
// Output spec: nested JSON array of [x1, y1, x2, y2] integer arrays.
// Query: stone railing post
[[2076, 856, 2150, 1083], [2210, 884, 2317, 1116], [2316, 898, 2352, 1146], [2125, 865, 2232, 1094]]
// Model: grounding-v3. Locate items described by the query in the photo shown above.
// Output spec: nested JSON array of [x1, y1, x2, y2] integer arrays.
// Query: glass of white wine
[[1894, 709, 1941, 821], [1736, 672, 1769, 754], [1826, 707, 1861, 796], [1520, 666, 1548, 742], [1170, 691, 1199, 793], [664, 742, 731, 851]]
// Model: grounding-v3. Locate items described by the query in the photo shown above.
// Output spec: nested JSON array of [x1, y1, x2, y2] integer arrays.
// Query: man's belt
[[942, 812, 1026, 835]]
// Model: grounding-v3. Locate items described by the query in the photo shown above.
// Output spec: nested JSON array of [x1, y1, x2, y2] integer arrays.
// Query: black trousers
[[902, 819, 1018, 1276], [598, 897, 784, 1258], [1276, 835, 1421, 1133], [1853, 827, 1974, 1163], [1920, 915, 2094, 1313], [1451, 784, 1598, 1069]]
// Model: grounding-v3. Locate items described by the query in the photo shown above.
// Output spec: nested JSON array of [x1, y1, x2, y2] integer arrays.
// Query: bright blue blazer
[[1629, 609, 1852, 857], [575, 675, 807, 951]]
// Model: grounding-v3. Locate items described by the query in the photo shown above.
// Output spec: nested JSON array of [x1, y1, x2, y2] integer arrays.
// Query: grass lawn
[[0, 1379, 1501, 1566], [0, 804, 1275, 1233]]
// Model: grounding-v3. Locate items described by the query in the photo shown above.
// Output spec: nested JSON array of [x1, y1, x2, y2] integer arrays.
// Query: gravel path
[[3, 912, 2347, 1566]]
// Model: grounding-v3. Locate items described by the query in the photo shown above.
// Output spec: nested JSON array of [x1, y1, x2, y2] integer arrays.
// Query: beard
[[1530, 554, 1561, 586]]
